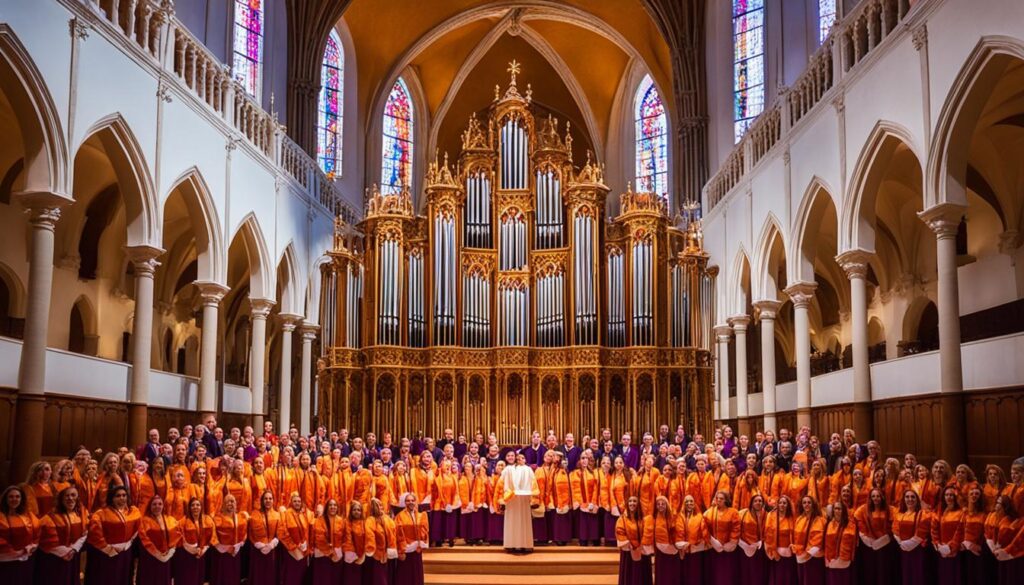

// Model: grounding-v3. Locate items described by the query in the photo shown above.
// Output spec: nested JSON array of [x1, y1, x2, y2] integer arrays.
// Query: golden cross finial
[[507, 59, 521, 85]]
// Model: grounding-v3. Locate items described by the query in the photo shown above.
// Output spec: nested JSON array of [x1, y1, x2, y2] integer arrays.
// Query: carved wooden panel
[[965, 387, 1024, 471], [872, 395, 942, 465], [813, 405, 854, 439], [43, 395, 128, 457]]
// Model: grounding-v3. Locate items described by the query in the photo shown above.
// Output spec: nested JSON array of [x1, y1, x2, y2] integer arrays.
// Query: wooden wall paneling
[[872, 395, 942, 466], [965, 387, 1024, 472], [775, 411, 797, 434], [812, 405, 854, 438], [0, 388, 15, 483], [43, 395, 128, 457]]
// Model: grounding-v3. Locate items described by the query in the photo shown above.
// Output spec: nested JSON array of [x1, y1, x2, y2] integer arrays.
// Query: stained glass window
[[634, 75, 668, 203], [232, 0, 264, 98], [818, 0, 837, 43], [381, 78, 414, 195], [733, 0, 765, 142], [318, 30, 344, 175]]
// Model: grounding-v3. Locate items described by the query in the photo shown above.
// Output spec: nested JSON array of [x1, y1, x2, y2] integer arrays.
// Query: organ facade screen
[[319, 64, 716, 444]]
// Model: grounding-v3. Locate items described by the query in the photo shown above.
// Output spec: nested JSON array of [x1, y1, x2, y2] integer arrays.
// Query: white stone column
[[786, 282, 817, 429], [714, 324, 732, 421], [729, 315, 751, 434], [249, 298, 275, 429], [195, 282, 228, 419], [919, 203, 967, 463], [754, 300, 783, 432], [837, 249, 875, 439], [126, 246, 163, 447], [277, 314, 301, 434], [299, 324, 319, 436], [11, 198, 66, 481]]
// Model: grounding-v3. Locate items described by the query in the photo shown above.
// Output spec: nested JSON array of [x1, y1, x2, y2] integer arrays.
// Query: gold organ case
[[318, 63, 717, 444]]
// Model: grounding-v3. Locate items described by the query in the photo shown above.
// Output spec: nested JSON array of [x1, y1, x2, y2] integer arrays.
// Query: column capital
[[753, 299, 783, 321], [785, 282, 818, 308], [728, 315, 751, 330], [918, 202, 966, 239], [278, 312, 303, 332], [713, 324, 732, 341], [125, 245, 164, 276], [194, 281, 229, 305], [300, 323, 320, 341], [249, 298, 275, 319], [17, 189, 72, 231], [836, 249, 873, 279]]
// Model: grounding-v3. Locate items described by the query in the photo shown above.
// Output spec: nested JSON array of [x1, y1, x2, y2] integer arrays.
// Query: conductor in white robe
[[501, 452, 538, 554]]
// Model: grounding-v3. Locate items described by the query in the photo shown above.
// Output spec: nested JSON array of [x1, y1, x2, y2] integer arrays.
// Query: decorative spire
[[507, 59, 521, 86]]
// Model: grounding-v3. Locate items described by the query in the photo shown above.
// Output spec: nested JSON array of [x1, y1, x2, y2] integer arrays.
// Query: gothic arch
[[752, 213, 788, 302], [728, 247, 752, 317], [229, 213, 275, 301], [0, 261, 26, 317], [164, 167, 225, 284], [790, 176, 839, 284], [276, 242, 302, 316]]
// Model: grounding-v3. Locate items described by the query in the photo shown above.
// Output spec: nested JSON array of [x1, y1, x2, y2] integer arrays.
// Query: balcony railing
[[76, 0, 357, 221], [704, 0, 917, 214]]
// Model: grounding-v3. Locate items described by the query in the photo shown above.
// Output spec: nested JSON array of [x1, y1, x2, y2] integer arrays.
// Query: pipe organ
[[319, 62, 715, 445]]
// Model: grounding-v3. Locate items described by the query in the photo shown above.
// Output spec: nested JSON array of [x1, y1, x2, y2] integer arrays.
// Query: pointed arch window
[[818, 0, 837, 43], [733, 0, 765, 142], [232, 0, 264, 98], [381, 78, 414, 195], [318, 30, 344, 175], [634, 75, 668, 203]]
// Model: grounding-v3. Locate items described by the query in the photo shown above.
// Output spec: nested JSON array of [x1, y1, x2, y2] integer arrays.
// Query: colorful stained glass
[[634, 75, 668, 204], [232, 0, 264, 98], [733, 0, 765, 143], [318, 31, 344, 175], [818, 0, 837, 43], [381, 78, 414, 195]]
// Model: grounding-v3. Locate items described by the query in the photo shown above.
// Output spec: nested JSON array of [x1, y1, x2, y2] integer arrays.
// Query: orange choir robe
[[138, 515, 181, 555], [344, 518, 368, 562], [699, 471, 721, 510], [571, 468, 600, 513], [609, 473, 629, 515], [351, 468, 373, 510], [783, 474, 809, 506], [596, 470, 611, 512], [829, 471, 850, 505], [854, 505, 894, 543], [39, 510, 88, 553], [733, 482, 761, 512], [75, 477, 100, 517], [411, 466, 435, 507], [313, 514, 346, 557], [330, 468, 355, 511], [892, 509, 932, 548], [370, 473, 393, 510], [169, 463, 191, 484], [86, 506, 141, 549], [0, 511, 40, 556], [390, 473, 413, 505], [759, 471, 784, 508], [675, 511, 708, 550], [295, 468, 325, 512], [178, 514, 217, 549], [650, 513, 675, 554], [489, 474, 505, 515], [431, 471, 460, 512], [824, 520, 857, 567], [994, 516, 1024, 557], [1001, 483, 1024, 515], [394, 508, 429, 556], [703, 506, 741, 548], [962, 511, 986, 554], [765, 512, 795, 559], [738, 508, 766, 546], [189, 481, 215, 516], [792, 513, 826, 560], [533, 467, 550, 510], [137, 473, 170, 511], [614, 516, 643, 552], [457, 476, 471, 513], [631, 470, 660, 517], [23, 481, 56, 517], [248, 509, 281, 547], [205, 477, 226, 516], [366, 514, 397, 563], [266, 465, 300, 509], [278, 508, 314, 555], [551, 469, 573, 514], [931, 509, 964, 557], [164, 485, 192, 520], [214, 512, 249, 548], [249, 472, 271, 509], [223, 478, 253, 513], [807, 476, 830, 506]]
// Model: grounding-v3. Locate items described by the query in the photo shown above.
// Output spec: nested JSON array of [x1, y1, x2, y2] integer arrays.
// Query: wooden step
[[423, 550, 618, 575], [424, 574, 619, 585]]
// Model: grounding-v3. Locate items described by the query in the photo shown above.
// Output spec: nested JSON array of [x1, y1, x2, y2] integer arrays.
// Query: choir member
[[431, 458, 460, 547], [138, 456, 169, 512], [391, 460, 414, 516], [987, 495, 1024, 585], [704, 490, 740, 583], [932, 486, 965, 585], [84, 484, 139, 585], [786, 462, 810, 505], [767, 495, 798, 584], [954, 466, 979, 507], [248, 489, 281, 585], [457, 459, 474, 544], [1002, 462, 1023, 513], [222, 458, 253, 514], [174, 496, 215, 585], [137, 494, 179, 585], [893, 489, 932, 585], [735, 469, 761, 512], [395, 493, 429, 585], [312, 498, 345, 585], [824, 500, 857, 585], [961, 486, 992, 585], [983, 466, 1006, 513], [793, 495, 826, 585], [366, 498, 398, 585], [464, 461, 489, 545], [615, 495, 652, 585], [533, 451, 553, 544], [856, 487, 896, 585], [650, 496, 678, 584], [296, 451, 324, 514], [674, 495, 706, 585], [344, 499, 369, 584], [0, 485, 40, 582], [412, 451, 435, 513], [606, 456, 630, 546], [75, 459, 100, 517], [166, 468, 191, 519], [572, 450, 600, 545], [212, 493, 248, 584], [189, 465, 213, 515], [36, 486, 87, 584], [633, 454, 660, 517], [550, 452, 573, 545], [279, 491, 314, 585], [760, 456, 784, 508], [94, 453, 120, 513], [268, 447, 299, 510], [737, 493, 767, 585], [23, 460, 56, 517]]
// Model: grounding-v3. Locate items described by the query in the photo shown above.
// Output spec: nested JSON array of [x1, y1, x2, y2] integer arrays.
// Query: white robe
[[501, 463, 536, 548]]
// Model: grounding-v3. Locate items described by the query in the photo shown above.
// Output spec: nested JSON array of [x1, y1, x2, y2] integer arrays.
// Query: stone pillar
[[714, 324, 732, 421], [299, 324, 318, 436], [126, 246, 163, 448], [919, 203, 967, 464], [786, 282, 817, 430], [11, 197, 66, 481], [837, 249, 875, 439], [249, 298, 275, 430], [277, 314, 301, 434], [195, 282, 228, 420], [729, 315, 751, 436], [753, 300, 782, 431]]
